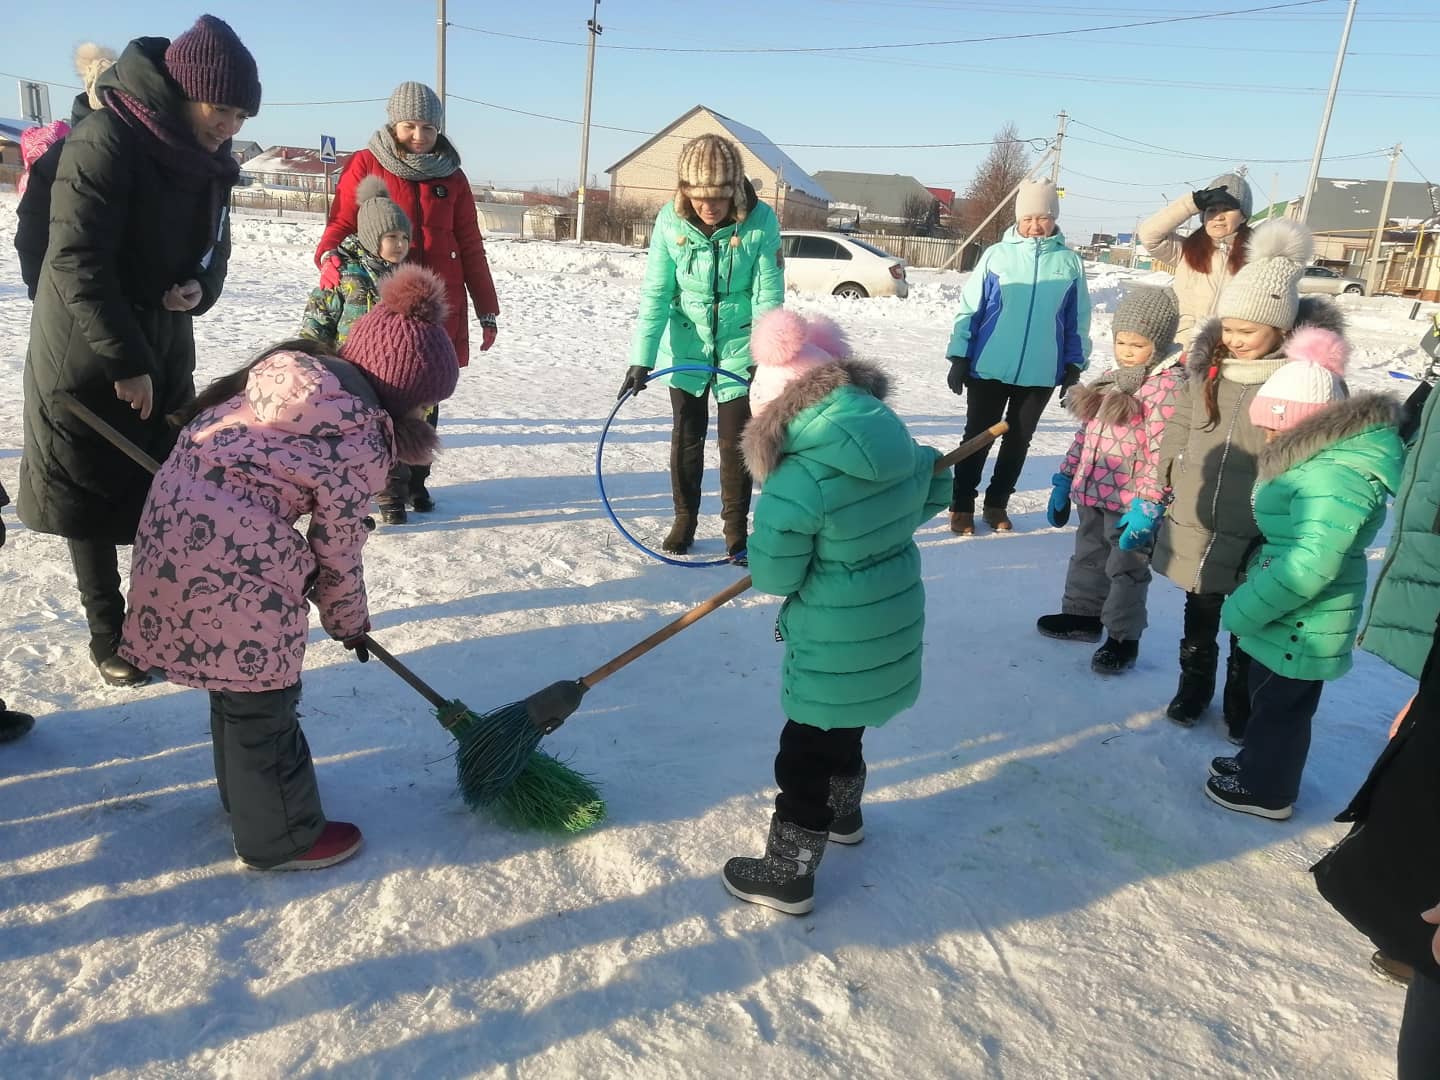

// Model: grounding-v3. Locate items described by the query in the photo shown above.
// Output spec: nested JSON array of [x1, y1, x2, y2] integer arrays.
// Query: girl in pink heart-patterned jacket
[[119, 265, 459, 872], [1036, 286, 1186, 676]]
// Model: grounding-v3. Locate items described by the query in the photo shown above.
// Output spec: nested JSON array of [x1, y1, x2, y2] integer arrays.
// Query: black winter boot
[[665, 409, 705, 555], [718, 421, 753, 562], [1091, 637, 1139, 675], [661, 515, 697, 555], [1037, 613, 1103, 642], [722, 814, 828, 914], [0, 699, 34, 743], [1166, 640, 1218, 726], [826, 763, 866, 844], [1223, 637, 1251, 744], [90, 634, 151, 689]]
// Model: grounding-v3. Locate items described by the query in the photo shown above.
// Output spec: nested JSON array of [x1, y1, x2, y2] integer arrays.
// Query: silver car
[[1297, 265, 1366, 296]]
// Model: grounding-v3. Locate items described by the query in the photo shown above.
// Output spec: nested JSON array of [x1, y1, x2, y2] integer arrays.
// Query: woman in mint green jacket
[[1206, 335, 1402, 821], [618, 135, 784, 560], [721, 310, 950, 916]]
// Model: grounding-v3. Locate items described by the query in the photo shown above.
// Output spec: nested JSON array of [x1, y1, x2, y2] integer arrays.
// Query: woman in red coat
[[315, 81, 499, 520]]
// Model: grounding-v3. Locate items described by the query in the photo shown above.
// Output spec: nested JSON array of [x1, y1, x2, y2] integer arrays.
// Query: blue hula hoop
[[597, 364, 752, 567]]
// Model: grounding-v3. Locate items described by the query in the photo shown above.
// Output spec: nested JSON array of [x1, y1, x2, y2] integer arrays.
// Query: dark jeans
[[1236, 655, 1323, 805], [774, 719, 865, 832], [67, 538, 126, 653], [1399, 972, 1440, 1079], [951, 378, 1055, 512], [669, 386, 752, 550], [208, 682, 325, 867], [381, 404, 440, 507]]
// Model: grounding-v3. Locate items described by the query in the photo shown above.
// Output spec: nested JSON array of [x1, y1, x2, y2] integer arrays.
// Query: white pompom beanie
[[747, 309, 850, 416]]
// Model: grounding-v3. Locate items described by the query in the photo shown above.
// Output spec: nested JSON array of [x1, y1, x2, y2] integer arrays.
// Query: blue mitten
[[1046, 472, 1073, 528], [1117, 498, 1164, 550]]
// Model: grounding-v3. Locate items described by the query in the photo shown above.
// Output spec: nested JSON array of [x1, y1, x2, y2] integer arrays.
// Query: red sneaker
[[248, 821, 363, 871]]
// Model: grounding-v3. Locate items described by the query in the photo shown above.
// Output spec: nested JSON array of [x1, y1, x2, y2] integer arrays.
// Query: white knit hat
[[1249, 326, 1349, 431], [1015, 179, 1059, 222], [1217, 219, 1314, 331]]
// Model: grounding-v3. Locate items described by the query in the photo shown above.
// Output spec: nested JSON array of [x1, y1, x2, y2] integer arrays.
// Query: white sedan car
[[780, 231, 909, 299]]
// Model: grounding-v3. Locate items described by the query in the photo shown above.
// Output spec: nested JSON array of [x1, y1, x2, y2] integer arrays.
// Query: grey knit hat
[[387, 81, 443, 131], [1217, 219, 1314, 331], [1112, 286, 1180, 354], [355, 176, 411, 256], [1015, 178, 1060, 221], [1204, 172, 1254, 220]]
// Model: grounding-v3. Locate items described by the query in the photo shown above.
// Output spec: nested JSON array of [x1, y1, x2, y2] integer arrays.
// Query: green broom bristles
[[496, 751, 606, 833], [440, 699, 607, 831]]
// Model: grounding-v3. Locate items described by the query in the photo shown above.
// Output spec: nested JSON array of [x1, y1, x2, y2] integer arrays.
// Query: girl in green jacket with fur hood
[[618, 135, 784, 561], [721, 310, 951, 915], [1204, 336, 1402, 820]]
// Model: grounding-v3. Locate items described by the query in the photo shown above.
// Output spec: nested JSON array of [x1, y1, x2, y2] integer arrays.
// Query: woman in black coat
[[18, 16, 260, 686]]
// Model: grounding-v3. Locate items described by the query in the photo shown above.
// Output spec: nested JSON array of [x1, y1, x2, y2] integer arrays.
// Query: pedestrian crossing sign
[[320, 135, 337, 164]]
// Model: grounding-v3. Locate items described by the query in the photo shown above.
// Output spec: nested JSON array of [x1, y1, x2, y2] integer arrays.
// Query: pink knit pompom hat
[[1248, 325, 1349, 431], [748, 310, 850, 415]]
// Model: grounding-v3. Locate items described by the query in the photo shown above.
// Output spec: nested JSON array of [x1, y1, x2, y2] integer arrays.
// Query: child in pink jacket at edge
[[118, 265, 459, 871], [1037, 286, 1186, 674]]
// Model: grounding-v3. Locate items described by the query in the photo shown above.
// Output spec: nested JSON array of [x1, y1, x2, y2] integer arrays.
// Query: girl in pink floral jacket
[[120, 265, 459, 871], [1037, 286, 1186, 675]]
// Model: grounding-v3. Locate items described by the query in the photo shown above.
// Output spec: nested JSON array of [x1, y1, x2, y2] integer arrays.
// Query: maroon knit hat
[[165, 15, 262, 116], [341, 265, 459, 422]]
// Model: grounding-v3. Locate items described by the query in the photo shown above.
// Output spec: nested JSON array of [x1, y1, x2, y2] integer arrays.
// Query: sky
[[4, 0, 1438, 238]]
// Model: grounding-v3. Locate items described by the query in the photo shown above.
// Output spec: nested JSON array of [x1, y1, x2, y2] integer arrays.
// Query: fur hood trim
[[742, 359, 889, 482], [1188, 295, 1346, 376], [1067, 345, 1183, 425], [1257, 392, 1398, 482]]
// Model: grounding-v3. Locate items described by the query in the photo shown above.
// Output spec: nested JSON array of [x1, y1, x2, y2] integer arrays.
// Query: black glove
[[0, 515, 6, 550], [1058, 364, 1082, 405], [617, 365, 651, 401], [946, 357, 970, 396], [1193, 186, 1240, 214], [342, 629, 370, 663]]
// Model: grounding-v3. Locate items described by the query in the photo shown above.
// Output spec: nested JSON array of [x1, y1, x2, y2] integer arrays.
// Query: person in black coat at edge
[[14, 43, 117, 300], [18, 15, 259, 687]]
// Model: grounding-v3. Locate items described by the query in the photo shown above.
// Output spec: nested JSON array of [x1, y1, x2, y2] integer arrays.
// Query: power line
[[449, 1, 1332, 54], [1067, 120, 1391, 164]]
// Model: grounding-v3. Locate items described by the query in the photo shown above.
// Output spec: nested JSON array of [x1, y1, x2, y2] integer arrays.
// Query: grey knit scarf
[[367, 128, 461, 182]]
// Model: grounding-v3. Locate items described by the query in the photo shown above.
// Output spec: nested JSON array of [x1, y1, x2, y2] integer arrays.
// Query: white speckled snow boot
[[722, 814, 828, 915]]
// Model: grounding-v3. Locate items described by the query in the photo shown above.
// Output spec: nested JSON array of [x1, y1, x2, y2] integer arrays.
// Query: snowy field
[[2, 192, 1438, 1078]]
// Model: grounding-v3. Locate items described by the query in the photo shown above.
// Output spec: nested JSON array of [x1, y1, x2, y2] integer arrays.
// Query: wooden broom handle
[[579, 420, 1009, 690], [58, 392, 164, 475], [361, 635, 451, 712]]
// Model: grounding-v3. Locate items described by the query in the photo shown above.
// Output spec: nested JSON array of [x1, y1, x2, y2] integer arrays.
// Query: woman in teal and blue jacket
[[618, 135, 784, 561], [944, 179, 1091, 533]]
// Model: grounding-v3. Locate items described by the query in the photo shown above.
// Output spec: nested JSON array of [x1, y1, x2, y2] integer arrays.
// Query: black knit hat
[[165, 15, 262, 116]]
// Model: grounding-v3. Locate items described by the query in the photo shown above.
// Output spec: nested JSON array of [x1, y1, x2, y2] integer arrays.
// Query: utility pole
[[1366, 143, 1402, 297], [575, 0, 602, 244], [1268, 171, 1280, 223], [1050, 110, 1068, 183], [1299, 0, 1357, 224], [435, 0, 447, 111]]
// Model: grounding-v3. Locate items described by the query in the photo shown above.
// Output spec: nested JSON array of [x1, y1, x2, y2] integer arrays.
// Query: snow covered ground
[[1, 193, 1437, 1078]]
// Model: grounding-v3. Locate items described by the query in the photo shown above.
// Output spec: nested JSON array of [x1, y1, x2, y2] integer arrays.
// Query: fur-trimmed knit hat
[[1249, 326, 1349, 431], [1112, 285, 1180, 354], [355, 176, 411, 256], [1217, 219, 1314, 331], [1015, 178, 1060, 222], [674, 134, 749, 223], [748, 309, 850, 416], [74, 43, 116, 111], [341, 264, 459, 426], [387, 81, 444, 131], [164, 15, 261, 116]]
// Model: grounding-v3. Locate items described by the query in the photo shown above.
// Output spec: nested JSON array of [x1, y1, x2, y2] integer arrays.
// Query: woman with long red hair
[[1138, 173, 1254, 345]]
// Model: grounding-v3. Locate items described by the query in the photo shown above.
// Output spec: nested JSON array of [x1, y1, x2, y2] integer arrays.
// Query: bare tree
[[963, 123, 1031, 248], [901, 193, 941, 237]]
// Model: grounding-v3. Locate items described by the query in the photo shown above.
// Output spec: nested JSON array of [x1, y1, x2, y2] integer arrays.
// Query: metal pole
[[1268, 171, 1279, 223], [1050, 110, 1067, 183], [1366, 143, 1402, 296], [575, 0, 602, 244], [939, 148, 1055, 271], [436, 0, 446, 111], [1299, 0, 1357, 224]]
